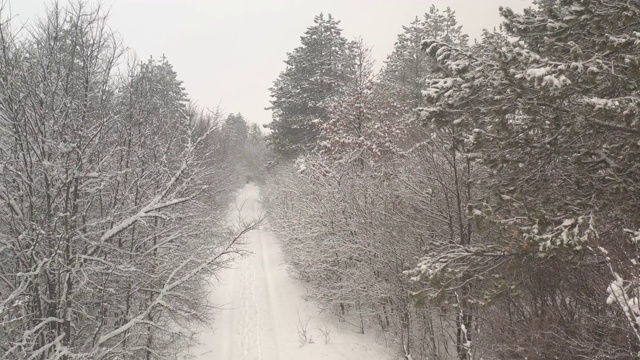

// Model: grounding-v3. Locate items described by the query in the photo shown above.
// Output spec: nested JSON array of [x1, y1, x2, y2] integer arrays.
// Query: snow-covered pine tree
[[379, 17, 426, 114], [374, 8, 476, 360], [223, 113, 249, 162], [379, 6, 468, 115], [266, 13, 353, 157], [318, 39, 403, 166], [411, 0, 640, 358], [225, 113, 249, 143]]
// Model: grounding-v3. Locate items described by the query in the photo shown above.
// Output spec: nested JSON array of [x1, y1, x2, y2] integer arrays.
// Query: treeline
[[0, 2, 259, 358], [264, 2, 640, 360]]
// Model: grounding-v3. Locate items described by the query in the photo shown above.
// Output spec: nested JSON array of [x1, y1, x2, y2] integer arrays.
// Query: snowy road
[[188, 183, 392, 360]]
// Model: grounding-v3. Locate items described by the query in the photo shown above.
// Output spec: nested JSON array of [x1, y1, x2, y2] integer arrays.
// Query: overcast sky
[[8, 0, 531, 126]]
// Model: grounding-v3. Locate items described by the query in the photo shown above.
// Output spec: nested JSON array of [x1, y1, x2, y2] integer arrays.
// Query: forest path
[[188, 183, 393, 360]]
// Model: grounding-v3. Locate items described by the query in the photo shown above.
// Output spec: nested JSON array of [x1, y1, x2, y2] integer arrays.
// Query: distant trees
[[0, 2, 253, 358], [222, 113, 270, 183]]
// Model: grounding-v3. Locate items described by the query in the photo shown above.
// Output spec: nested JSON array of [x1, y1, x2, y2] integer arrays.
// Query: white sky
[[7, 0, 531, 126]]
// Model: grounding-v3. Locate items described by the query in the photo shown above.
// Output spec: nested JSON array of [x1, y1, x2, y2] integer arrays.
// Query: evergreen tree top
[[266, 12, 353, 157]]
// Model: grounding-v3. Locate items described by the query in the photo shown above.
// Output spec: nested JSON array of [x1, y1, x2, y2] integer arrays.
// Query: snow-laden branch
[[93, 222, 256, 348]]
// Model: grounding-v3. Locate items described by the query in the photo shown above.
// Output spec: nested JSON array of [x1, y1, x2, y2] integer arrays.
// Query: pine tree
[[318, 39, 403, 166], [380, 6, 468, 114], [266, 13, 353, 157], [379, 17, 426, 113], [224, 113, 249, 147], [411, 1, 640, 358]]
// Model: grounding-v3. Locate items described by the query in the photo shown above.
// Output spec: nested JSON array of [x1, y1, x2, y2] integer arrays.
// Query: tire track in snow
[[250, 241, 263, 359], [259, 230, 282, 360]]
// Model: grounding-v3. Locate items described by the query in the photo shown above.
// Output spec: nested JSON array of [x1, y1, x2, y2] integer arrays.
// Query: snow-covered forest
[[263, 2, 640, 360], [1, 0, 639, 359], [0, 2, 265, 358]]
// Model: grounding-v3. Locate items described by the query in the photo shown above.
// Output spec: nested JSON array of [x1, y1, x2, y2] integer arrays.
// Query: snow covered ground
[[187, 183, 394, 360]]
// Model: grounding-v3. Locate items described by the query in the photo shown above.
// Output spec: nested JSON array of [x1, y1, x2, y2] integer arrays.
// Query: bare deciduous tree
[[0, 2, 255, 358]]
